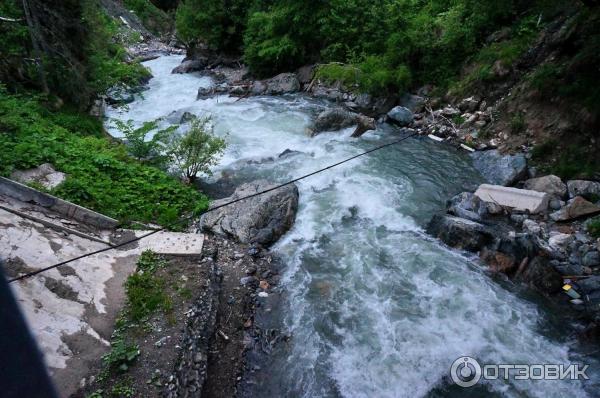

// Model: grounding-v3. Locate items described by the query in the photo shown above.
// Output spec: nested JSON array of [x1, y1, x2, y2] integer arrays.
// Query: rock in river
[[200, 180, 299, 246], [426, 215, 495, 252], [470, 150, 527, 186], [171, 58, 207, 74], [309, 107, 375, 138]]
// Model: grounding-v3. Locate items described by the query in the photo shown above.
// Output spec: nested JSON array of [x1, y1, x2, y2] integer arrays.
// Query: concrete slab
[[474, 184, 550, 214], [0, 193, 204, 396], [137, 231, 204, 255]]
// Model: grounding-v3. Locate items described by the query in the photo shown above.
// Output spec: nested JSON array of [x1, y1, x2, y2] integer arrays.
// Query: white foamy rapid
[[106, 56, 596, 398]]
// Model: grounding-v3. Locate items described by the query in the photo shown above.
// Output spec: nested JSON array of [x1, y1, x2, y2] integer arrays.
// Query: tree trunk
[[21, 0, 48, 94]]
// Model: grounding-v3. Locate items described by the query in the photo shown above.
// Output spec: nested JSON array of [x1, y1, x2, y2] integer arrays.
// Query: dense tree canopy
[[175, 0, 583, 92]]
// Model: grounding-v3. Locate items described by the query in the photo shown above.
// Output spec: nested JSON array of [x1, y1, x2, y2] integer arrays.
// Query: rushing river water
[[106, 55, 597, 398]]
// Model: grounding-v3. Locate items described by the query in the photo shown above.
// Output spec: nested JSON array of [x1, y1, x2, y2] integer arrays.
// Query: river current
[[106, 55, 597, 398]]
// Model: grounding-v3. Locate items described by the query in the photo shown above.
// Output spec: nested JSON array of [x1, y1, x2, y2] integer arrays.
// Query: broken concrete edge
[[0, 177, 119, 230], [474, 183, 549, 214], [0, 204, 113, 247]]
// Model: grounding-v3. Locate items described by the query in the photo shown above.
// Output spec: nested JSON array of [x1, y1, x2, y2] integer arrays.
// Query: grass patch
[[451, 17, 540, 95], [315, 58, 411, 95], [0, 90, 208, 227], [531, 141, 600, 179], [510, 112, 526, 134], [97, 251, 170, 384]]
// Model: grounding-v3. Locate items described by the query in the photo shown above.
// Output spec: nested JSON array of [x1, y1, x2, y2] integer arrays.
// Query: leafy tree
[[167, 117, 226, 183], [176, 0, 250, 52], [112, 119, 178, 166]]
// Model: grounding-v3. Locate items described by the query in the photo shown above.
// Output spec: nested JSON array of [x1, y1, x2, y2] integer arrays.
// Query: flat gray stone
[[474, 184, 549, 214]]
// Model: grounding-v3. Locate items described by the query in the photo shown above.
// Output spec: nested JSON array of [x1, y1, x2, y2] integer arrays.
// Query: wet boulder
[[426, 215, 495, 252], [105, 86, 135, 105], [199, 180, 299, 246], [386, 106, 413, 127], [171, 58, 207, 74], [264, 73, 300, 95], [447, 192, 486, 221], [470, 150, 527, 186], [309, 107, 375, 137], [398, 94, 426, 113]]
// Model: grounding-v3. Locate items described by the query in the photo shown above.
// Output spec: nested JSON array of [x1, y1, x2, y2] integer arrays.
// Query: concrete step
[[474, 184, 550, 214]]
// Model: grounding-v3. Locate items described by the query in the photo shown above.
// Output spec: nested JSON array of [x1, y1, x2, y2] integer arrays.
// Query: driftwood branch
[[0, 16, 24, 22]]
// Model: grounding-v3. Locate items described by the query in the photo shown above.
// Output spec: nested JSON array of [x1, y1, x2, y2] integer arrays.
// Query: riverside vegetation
[[0, 0, 226, 228]]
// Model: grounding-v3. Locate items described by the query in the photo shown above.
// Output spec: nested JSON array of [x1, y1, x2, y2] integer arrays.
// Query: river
[[106, 55, 596, 398]]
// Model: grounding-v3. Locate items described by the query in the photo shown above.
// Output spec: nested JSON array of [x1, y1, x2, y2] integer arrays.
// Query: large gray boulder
[[524, 175, 567, 198], [567, 180, 600, 201], [172, 59, 207, 74], [426, 215, 495, 252], [386, 106, 414, 126], [470, 150, 527, 186], [199, 180, 299, 246], [264, 73, 300, 95], [398, 94, 425, 113], [309, 107, 375, 137], [447, 192, 486, 221]]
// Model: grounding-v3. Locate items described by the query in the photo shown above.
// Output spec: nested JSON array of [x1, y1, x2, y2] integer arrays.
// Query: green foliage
[[124, 250, 172, 322], [176, 0, 249, 52], [83, 2, 152, 95], [531, 140, 600, 179], [102, 340, 140, 372], [112, 119, 177, 165], [125, 270, 172, 322], [109, 379, 135, 398], [315, 58, 410, 95], [587, 217, 600, 239], [136, 250, 167, 273], [167, 116, 226, 182], [0, 90, 209, 226], [0, 0, 150, 105], [123, 0, 171, 34], [243, 6, 308, 76]]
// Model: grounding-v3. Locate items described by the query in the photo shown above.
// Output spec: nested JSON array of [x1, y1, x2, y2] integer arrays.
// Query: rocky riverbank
[[171, 53, 600, 342]]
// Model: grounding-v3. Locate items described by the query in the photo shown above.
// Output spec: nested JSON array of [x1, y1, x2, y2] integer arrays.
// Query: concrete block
[[474, 184, 550, 214], [138, 231, 204, 256]]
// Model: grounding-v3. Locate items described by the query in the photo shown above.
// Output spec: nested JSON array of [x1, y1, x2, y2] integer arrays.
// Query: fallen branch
[[0, 16, 24, 23]]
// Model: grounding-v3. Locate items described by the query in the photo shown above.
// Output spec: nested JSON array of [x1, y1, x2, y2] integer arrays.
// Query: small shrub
[[112, 119, 177, 165], [167, 117, 226, 183], [102, 340, 140, 373]]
